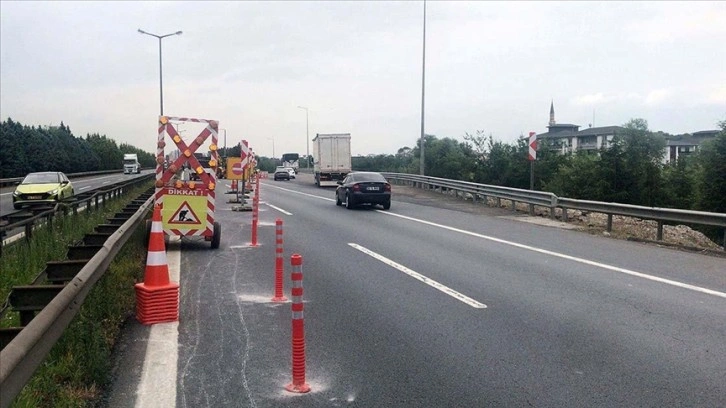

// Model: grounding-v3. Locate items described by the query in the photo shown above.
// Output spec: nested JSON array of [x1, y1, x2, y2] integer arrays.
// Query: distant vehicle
[[12, 171, 75, 209], [273, 166, 290, 181], [284, 167, 296, 179], [313, 133, 351, 187], [281, 153, 299, 173], [335, 171, 391, 210], [123, 153, 141, 174]]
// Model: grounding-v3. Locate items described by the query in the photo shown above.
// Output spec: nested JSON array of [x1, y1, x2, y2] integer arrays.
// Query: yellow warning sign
[[169, 201, 200, 224], [162, 188, 207, 230]]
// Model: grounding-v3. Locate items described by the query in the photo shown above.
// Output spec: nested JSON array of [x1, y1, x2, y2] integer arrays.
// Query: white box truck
[[313, 133, 351, 187], [123, 153, 141, 174]]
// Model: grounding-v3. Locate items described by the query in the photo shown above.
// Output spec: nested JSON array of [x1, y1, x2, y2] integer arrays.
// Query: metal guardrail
[[1, 174, 155, 253], [0, 192, 153, 407], [381, 172, 726, 248], [0, 169, 125, 188]]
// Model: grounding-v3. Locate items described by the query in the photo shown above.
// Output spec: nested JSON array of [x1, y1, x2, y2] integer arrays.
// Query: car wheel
[[336, 192, 342, 206], [345, 193, 354, 209], [382, 200, 391, 210]]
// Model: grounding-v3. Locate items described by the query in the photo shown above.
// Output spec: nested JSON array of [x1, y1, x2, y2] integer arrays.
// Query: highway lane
[[0, 171, 150, 217], [154, 176, 725, 407]]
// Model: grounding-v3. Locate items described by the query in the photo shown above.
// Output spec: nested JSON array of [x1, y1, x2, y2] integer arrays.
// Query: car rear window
[[354, 173, 386, 182]]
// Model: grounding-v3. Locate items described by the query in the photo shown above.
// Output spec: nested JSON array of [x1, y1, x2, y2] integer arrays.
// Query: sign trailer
[[153, 116, 221, 249]]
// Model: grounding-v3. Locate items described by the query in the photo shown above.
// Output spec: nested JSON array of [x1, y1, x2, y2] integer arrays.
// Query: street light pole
[[138, 29, 183, 116], [220, 128, 227, 157], [419, 0, 426, 176], [266, 136, 275, 159], [297, 106, 309, 169]]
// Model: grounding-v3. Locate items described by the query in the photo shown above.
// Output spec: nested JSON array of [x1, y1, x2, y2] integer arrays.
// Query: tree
[[543, 152, 606, 200], [661, 157, 696, 209], [695, 120, 726, 214]]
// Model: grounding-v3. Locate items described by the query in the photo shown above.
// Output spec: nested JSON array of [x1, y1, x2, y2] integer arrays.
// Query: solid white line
[[80, 186, 91, 190], [375, 211, 726, 299], [264, 202, 293, 215], [349, 243, 487, 309], [135, 237, 180, 408]]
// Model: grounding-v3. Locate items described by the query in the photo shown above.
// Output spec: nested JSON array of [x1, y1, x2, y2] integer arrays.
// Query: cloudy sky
[[1, 1, 724, 158]]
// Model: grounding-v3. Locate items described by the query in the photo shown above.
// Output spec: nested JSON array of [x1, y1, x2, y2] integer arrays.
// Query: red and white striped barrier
[[272, 219, 288, 302], [285, 254, 310, 393], [251, 181, 259, 246]]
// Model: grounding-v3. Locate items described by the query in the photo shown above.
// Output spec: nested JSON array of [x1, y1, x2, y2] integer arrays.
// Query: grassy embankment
[[0, 182, 152, 407]]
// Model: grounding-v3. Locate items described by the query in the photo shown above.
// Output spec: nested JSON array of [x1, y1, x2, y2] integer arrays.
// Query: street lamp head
[[175, 31, 183, 35], [138, 29, 146, 34]]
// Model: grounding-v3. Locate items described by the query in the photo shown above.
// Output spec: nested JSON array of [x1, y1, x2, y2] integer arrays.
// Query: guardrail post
[[657, 221, 663, 241], [529, 203, 534, 216], [511, 200, 516, 212], [607, 214, 613, 232], [562, 208, 568, 222]]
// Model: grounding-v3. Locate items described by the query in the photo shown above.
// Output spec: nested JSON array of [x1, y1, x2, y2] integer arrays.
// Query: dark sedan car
[[335, 171, 391, 210]]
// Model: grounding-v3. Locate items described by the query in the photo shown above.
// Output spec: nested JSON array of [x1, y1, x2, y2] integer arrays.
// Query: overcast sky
[[1, 1, 724, 158]]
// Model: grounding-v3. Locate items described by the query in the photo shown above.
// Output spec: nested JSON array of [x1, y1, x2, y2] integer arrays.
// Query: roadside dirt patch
[[390, 183, 725, 255]]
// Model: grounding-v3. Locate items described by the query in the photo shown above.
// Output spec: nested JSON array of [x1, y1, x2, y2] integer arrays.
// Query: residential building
[[536, 101, 622, 154], [663, 130, 720, 163], [536, 102, 719, 160]]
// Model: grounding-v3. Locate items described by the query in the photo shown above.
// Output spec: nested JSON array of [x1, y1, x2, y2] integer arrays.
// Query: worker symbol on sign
[[169, 202, 200, 224]]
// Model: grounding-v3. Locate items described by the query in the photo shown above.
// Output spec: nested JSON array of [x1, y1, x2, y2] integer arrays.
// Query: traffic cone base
[[136, 204, 179, 325]]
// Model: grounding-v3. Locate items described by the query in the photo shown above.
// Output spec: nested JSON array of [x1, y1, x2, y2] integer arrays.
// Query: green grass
[[0, 183, 152, 407]]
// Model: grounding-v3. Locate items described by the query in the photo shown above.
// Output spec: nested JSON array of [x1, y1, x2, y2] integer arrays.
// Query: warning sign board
[[168, 201, 201, 224], [226, 157, 243, 180], [161, 188, 208, 232]]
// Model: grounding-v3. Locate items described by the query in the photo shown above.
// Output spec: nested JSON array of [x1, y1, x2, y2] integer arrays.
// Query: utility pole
[[419, 0, 426, 175]]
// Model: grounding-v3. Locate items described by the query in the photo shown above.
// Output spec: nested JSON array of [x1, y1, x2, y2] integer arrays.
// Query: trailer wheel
[[211, 221, 221, 249]]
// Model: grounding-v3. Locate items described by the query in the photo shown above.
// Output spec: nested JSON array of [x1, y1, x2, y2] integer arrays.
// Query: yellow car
[[12, 171, 75, 210]]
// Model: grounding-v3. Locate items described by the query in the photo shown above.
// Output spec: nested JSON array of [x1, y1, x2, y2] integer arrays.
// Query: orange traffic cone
[[135, 204, 180, 325]]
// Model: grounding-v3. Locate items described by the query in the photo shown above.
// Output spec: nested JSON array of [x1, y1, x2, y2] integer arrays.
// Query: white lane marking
[[264, 202, 292, 215], [136, 237, 180, 408], [349, 243, 487, 309], [261, 182, 725, 299], [376, 211, 726, 299], [262, 182, 335, 202], [79, 186, 91, 190]]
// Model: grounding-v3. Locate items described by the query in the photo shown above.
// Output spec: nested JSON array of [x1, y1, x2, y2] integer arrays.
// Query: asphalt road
[[104, 173, 726, 407]]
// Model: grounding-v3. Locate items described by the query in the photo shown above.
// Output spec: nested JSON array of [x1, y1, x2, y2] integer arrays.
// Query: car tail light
[[384, 183, 391, 192], [352, 184, 361, 192]]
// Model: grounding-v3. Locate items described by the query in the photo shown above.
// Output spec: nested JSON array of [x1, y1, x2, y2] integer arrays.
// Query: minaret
[[549, 100, 556, 127]]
